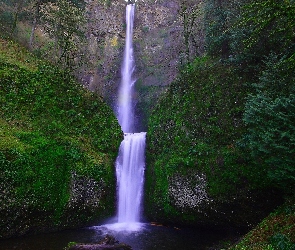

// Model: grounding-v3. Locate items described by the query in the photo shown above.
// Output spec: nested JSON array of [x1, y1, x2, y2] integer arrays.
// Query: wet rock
[[67, 235, 132, 250], [146, 170, 283, 229]]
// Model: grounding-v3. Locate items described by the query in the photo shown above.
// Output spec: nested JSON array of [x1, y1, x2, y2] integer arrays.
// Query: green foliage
[[40, 0, 86, 72], [204, 0, 246, 58], [134, 79, 165, 131], [146, 0, 295, 228], [66, 241, 78, 249], [230, 198, 295, 249], [69, 0, 86, 8], [242, 54, 295, 192], [0, 0, 88, 74], [179, 0, 204, 62], [233, 0, 295, 192], [239, 0, 295, 55], [230, 0, 295, 74], [145, 56, 262, 221], [0, 11, 14, 33], [1, 138, 71, 212], [204, 0, 228, 57], [270, 233, 295, 250], [0, 39, 122, 235], [204, 0, 295, 193]]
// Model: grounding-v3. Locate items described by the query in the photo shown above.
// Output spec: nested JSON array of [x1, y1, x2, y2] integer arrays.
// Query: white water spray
[[113, 3, 146, 231]]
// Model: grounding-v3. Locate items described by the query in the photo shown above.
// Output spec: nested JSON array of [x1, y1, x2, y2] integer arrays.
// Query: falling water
[[118, 3, 135, 133], [116, 132, 146, 225], [114, 3, 146, 230]]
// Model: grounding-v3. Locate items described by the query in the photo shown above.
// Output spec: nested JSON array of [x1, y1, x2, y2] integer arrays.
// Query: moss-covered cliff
[[144, 56, 283, 228], [0, 38, 122, 239], [1, 0, 204, 130], [145, 0, 295, 241]]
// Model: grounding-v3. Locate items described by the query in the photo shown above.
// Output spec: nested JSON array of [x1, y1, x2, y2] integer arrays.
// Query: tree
[[40, 0, 86, 73], [204, 0, 248, 58], [237, 0, 295, 63], [243, 57, 295, 191], [0, 0, 28, 34], [204, 0, 230, 58], [12, 0, 27, 33], [29, 0, 42, 49], [239, 0, 295, 192], [179, 0, 204, 63]]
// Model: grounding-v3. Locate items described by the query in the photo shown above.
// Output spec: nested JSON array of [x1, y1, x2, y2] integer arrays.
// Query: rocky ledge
[[67, 235, 132, 250]]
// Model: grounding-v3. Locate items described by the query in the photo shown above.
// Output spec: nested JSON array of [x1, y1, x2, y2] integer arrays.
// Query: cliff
[[0, 38, 122, 238], [83, 0, 204, 130]]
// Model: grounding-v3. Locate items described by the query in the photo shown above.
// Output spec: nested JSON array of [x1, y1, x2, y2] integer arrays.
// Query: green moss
[[0, 38, 39, 71], [145, 56, 270, 223], [0, 38, 122, 238]]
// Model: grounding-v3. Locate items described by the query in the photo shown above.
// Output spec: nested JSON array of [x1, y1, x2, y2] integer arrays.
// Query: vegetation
[[0, 38, 122, 238], [0, 0, 87, 73], [145, 0, 295, 243], [230, 198, 295, 250], [40, 0, 86, 72], [179, 0, 204, 62], [1, 0, 294, 247], [237, 0, 295, 193], [147, 56, 249, 197]]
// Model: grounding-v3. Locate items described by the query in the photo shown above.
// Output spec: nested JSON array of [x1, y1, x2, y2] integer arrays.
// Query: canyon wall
[[83, 0, 204, 129]]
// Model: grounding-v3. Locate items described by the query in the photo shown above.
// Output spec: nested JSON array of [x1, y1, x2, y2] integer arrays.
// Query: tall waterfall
[[118, 3, 135, 133], [115, 3, 146, 230]]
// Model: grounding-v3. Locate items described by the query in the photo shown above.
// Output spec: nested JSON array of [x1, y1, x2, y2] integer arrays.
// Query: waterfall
[[114, 3, 146, 230], [118, 3, 135, 133], [116, 132, 146, 224]]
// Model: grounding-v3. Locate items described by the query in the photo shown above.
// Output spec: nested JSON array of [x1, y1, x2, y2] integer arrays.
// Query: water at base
[[0, 223, 241, 250]]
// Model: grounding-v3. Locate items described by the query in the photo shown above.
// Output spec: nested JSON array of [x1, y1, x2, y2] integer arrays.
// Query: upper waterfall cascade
[[117, 4, 135, 134]]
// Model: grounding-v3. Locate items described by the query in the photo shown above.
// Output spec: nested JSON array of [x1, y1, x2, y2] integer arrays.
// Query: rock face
[[145, 168, 283, 230], [67, 234, 132, 250], [83, 0, 204, 130], [168, 172, 211, 211], [164, 172, 281, 228]]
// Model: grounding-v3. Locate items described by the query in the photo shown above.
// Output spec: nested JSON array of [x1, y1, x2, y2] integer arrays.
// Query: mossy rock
[[0, 39, 122, 238], [145, 57, 283, 229]]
